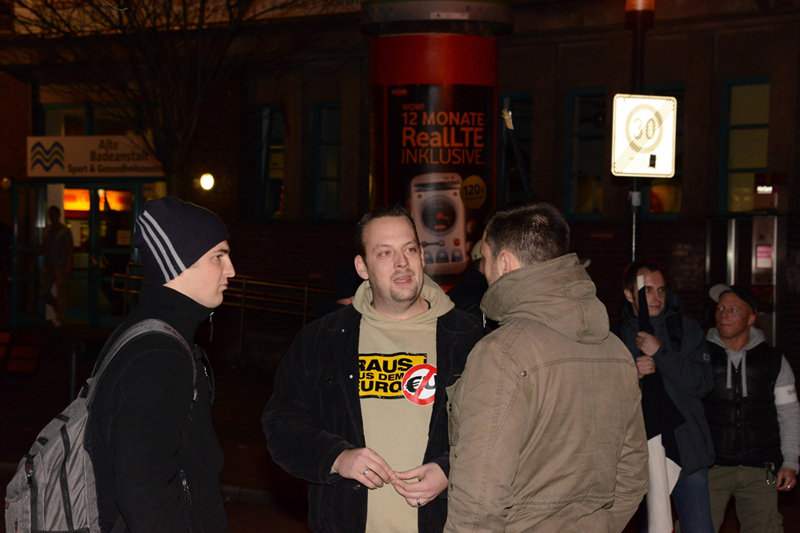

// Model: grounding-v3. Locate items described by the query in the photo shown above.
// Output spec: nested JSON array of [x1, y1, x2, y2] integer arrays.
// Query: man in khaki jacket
[[445, 201, 648, 532]]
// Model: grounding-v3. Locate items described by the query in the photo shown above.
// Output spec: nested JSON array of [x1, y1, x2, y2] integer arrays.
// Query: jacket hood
[[707, 326, 765, 352], [352, 274, 454, 324], [706, 326, 766, 398], [620, 290, 684, 326], [481, 253, 609, 344]]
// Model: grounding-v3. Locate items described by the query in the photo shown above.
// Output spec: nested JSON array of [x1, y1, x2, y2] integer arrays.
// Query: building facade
[[1, 0, 799, 369]]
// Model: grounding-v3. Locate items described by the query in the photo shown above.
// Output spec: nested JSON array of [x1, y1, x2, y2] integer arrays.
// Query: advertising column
[[364, 1, 512, 281]]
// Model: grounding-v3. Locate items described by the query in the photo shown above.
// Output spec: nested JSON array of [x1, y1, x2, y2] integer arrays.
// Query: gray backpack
[[4, 319, 195, 533]]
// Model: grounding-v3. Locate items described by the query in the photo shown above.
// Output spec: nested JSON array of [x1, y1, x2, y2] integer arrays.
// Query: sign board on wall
[[27, 136, 164, 178], [611, 94, 677, 178], [386, 84, 493, 275]]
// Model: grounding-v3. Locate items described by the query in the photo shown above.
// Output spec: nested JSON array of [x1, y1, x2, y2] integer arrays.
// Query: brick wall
[[783, 218, 800, 370]]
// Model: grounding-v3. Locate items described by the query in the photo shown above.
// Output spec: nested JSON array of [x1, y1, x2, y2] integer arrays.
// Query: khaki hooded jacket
[[445, 254, 648, 533]]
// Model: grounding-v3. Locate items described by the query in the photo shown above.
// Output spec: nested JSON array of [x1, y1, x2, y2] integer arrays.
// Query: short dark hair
[[484, 200, 569, 266], [622, 259, 664, 294], [48, 206, 61, 216], [355, 204, 419, 259]]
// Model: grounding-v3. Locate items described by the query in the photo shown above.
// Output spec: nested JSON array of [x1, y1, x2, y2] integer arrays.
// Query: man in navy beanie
[[88, 197, 234, 532]]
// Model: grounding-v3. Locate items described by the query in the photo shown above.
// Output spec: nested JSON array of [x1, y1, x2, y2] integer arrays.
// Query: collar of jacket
[[314, 303, 476, 451], [480, 253, 609, 344], [128, 281, 214, 345], [318, 301, 479, 336]]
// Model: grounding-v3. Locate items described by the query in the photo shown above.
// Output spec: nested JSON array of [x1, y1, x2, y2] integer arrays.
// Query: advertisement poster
[[383, 84, 494, 278]]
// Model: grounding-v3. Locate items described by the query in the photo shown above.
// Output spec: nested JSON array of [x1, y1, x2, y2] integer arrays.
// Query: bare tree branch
[[2, 0, 353, 193]]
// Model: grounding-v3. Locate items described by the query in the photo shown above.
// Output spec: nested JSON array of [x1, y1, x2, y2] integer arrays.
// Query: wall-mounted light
[[1, 177, 11, 190], [756, 185, 774, 195], [194, 173, 215, 190]]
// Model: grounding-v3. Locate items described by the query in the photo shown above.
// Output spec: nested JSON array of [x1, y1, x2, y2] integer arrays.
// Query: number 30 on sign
[[611, 94, 677, 178]]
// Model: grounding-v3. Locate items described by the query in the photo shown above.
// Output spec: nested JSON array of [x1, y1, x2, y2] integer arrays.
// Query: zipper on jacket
[[179, 469, 193, 507], [59, 425, 75, 530]]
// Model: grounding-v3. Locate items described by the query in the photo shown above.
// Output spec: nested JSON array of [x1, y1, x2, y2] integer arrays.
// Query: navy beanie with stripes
[[133, 197, 229, 285]]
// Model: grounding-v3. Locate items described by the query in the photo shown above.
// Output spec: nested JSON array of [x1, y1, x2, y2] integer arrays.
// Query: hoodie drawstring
[[741, 353, 748, 397], [726, 351, 748, 397], [727, 356, 732, 391]]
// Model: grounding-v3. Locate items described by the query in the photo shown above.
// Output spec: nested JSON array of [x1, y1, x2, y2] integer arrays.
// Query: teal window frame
[[641, 84, 684, 220], [497, 92, 533, 206], [39, 103, 140, 136], [718, 77, 770, 215], [564, 87, 606, 220], [256, 104, 285, 220], [312, 101, 342, 220]]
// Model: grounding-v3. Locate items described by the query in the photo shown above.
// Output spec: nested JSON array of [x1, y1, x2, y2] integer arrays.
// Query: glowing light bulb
[[200, 173, 215, 190]]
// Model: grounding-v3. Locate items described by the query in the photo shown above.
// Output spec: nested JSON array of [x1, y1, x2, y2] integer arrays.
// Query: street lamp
[[196, 173, 215, 191]]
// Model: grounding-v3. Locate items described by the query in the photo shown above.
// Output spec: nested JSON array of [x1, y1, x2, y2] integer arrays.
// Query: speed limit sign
[[611, 94, 677, 178]]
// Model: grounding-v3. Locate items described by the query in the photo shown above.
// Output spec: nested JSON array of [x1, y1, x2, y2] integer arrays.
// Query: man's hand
[[776, 467, 797, 491], [636, 332, 661, 357], [635, 355, 656, 379], [391, 462, 448, 507], [332, 448, 395, 489]]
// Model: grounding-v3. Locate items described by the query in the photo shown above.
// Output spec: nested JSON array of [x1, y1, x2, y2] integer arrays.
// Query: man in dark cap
[[704, 284, 800, 532], [88, 197, 234, 532]]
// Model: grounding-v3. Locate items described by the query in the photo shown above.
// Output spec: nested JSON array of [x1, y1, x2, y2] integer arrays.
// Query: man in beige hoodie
[[264, 205, 483, 533], [445, 200, 648, 532]]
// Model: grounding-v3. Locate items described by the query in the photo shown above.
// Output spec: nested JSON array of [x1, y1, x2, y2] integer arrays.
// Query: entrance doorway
[[62, 185, 135, 326], [11, 180, 165, 327]]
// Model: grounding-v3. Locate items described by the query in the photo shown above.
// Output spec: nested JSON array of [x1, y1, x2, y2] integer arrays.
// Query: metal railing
[[112, 263, 334, 357]]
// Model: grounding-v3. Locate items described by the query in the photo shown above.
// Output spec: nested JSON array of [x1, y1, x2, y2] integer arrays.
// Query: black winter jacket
[[87, 282, 228, 533], [613, 292, 715, 477], [704, 341, 784, 468], [262, 304, 483, 533]]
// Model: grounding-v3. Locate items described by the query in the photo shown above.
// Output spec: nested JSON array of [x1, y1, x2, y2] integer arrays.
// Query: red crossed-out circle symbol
[[402, 363, 437, 406]]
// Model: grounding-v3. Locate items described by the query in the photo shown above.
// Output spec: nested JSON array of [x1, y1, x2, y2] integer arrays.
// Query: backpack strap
[[86, 319, 196, 408], [666, 313, 684, 353]]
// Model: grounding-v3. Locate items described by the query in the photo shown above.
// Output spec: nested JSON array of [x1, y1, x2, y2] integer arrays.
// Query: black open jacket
[[263, 304, 483, 533], [87, 282, 228, 533]]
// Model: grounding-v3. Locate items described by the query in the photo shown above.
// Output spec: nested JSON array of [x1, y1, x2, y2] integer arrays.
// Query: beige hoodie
[[353, 275, 454, 533], [445, 254, 648, 533]]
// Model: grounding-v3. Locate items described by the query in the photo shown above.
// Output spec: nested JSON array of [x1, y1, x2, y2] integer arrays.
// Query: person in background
[[704, 284, 800, 532], [38, 205, 73, 326], [612, 259, 715, 533], [446, 239, 488, 326]]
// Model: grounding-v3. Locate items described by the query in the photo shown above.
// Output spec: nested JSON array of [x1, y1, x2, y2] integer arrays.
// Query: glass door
[[10, 182, 46, 327], [62, 185, 135, 327]]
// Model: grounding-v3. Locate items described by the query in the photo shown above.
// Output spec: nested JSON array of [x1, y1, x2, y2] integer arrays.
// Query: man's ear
[[354, 255, 369, 281], [747, 312, 757, 327], [498, 251, 520, 275], [624, 289, 635, 305]]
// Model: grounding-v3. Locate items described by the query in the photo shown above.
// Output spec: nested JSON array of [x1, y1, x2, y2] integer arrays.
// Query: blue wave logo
[[30, 141, 65, 172]]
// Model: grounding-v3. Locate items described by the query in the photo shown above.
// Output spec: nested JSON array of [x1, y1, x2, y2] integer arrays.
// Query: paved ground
[[2, 324, 798, 532]]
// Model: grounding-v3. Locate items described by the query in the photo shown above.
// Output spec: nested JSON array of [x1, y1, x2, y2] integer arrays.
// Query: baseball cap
[[709, 283, 759, 313]]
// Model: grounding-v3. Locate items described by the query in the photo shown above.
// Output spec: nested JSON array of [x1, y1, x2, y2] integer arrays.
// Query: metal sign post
[[625, 0, 654, 262]]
